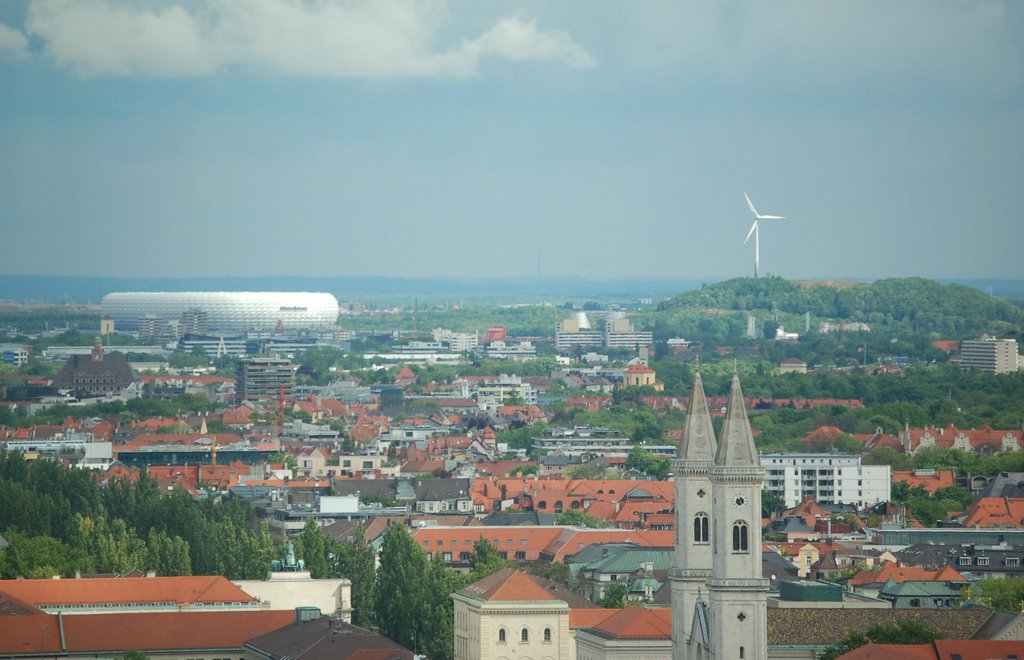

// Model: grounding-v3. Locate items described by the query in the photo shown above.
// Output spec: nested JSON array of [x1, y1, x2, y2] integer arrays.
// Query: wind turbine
[[743, 193, 785, 278]]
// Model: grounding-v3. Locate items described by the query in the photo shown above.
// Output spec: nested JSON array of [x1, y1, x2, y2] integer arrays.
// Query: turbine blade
[[744, 221, 757, 243], [744, 193, 759, 216], [759, 215, 785, 220]]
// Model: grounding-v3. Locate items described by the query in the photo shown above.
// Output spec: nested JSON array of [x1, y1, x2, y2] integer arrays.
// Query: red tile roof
[[0, 610, 292, 655], [570, 608, 618, 629], [0, 576, 256, 608], [960, 497, 1024, 528], [838, 640, 1024, 660], [589, 606, 672, 639], [892, 470, 956, 494], [847, 562, 965, 588], [458, 568, 561, 602]]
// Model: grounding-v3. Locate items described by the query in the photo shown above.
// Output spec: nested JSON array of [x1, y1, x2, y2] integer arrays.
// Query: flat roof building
[[239, 356, 296, 399], [960, 336, 1020, 374]]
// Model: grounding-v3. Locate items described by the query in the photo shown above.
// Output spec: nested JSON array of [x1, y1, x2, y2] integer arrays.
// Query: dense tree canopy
[[0, 451, 273, 580]]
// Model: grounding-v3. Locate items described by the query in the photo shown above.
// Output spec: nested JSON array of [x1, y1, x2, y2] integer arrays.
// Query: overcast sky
[[1, 1, 1021, 281]]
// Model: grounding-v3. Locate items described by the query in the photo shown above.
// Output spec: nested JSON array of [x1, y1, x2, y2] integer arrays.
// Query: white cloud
[[0, 23, 29, 59], [459, 17, 596, 70], [23, 0, 595, 79]]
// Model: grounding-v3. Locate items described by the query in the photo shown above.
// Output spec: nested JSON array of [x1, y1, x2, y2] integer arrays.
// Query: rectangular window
[[958, 556, 971, 566], [977, 556, 990, 566], [1006, 557, 1020, 567]]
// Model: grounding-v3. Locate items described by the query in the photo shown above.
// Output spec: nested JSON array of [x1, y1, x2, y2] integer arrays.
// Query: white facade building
[[960, 337, 1020, 374], [760, 452, 891, 509]]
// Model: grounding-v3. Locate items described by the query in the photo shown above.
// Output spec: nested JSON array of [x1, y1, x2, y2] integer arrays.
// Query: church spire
[[714, 373, 758, 467], [678, 371, 717, 463]]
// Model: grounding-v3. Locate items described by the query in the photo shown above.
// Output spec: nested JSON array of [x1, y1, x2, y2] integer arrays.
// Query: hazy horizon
[[2, 1, 1022, 280]]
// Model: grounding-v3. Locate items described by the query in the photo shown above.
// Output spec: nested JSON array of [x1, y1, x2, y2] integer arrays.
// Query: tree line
[[0, 450, 273, 580]]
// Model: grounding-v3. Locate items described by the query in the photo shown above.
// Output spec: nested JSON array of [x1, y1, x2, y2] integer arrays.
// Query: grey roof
[[769, 516, 816, 534], [480, 511, 560, 526], [566, 543, 639, 570], [678, 371, 717, 462], [894, 543, 1024, 580], [330, 479, 397, 500], [52, 350, 136, 392], [714, 374, 758, 467], [412, 478, 471, 501], [539, 454, 580, 467], [978, 472, 1024, 498], [763, 551, 800, 590], [244, 617, 413, 660]]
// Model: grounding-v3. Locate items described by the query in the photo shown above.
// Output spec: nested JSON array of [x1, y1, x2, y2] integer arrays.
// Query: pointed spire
[[714, 374, 759, 467], [679, 371, 717, 462]]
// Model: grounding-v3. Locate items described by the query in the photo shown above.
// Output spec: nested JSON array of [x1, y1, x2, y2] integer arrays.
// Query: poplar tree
[[374, 524, 428, 652]]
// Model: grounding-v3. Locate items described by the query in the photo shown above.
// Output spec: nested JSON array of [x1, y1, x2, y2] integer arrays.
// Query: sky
[[1, 1, 1022, 281]]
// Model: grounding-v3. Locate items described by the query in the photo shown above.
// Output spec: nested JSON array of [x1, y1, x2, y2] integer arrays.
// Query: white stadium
[[101, 291, 340, 332]]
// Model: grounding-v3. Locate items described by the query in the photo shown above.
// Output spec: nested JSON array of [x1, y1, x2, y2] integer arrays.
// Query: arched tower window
[[498, 628, 506, 643], [693, 513, 710, 544], [732, 521, 749, 553], [521, 627, 530, 642], [544, 627, 552, 642]]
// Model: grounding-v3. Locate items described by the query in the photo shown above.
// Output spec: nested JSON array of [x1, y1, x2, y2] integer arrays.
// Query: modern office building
[[555, 313, 652, 352], [101, 292, 339, 333], [238, 356, 295, 399], [603, 312, 654, 350], [960, 336, 1020, 374], [761, 452, 891, 509], [555, 316, 604, 351], [0, 344, 28, 366], [180, 307, 209, 334]]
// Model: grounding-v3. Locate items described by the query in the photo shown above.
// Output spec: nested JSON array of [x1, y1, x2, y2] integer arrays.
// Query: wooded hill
[[655, 277, 1024, 337]]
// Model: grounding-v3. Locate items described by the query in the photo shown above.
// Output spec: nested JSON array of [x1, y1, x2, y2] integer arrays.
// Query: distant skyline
[[1, 1, 1022, 281]]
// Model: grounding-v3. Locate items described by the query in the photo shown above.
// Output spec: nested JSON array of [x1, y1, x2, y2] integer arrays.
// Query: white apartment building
[[960, 337, 1020, 374], [761, 452, 891, 509], [432, 328, 479, 353], [485, 340, 537, 360], [532, 426, 633, 457], [475, 374, 537, 408]]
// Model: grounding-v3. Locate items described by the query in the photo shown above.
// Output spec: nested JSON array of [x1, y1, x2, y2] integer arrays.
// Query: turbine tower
[[744, 193, 785, 278]]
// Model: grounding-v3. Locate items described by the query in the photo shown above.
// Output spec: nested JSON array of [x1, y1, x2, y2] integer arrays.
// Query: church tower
[[671, 371, 717, 659], [707, 374, 768, 660]]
